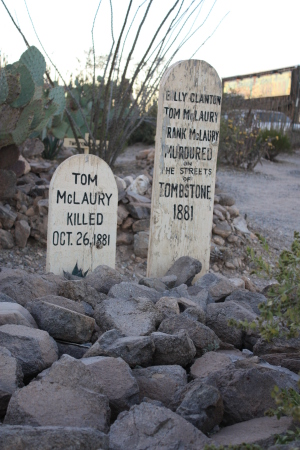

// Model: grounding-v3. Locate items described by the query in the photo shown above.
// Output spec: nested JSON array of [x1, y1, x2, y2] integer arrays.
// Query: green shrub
[[218, 118, 269, 170], [42, 135, 62, 160], [258, 128, 292, 161]]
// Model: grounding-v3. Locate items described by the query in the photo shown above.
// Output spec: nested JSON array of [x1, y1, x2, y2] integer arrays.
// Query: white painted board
[[147, 60, 222, 280], [46, 154, 118, 276]]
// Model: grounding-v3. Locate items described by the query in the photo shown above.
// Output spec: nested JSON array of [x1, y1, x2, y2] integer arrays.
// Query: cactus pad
[[12, 106, 34, 145], [0, 70, 8, 104], [0, 104, 20, 134], [6, 62, 35, 108], [49, 86, 66, 115], [20, 46, 46, 87]]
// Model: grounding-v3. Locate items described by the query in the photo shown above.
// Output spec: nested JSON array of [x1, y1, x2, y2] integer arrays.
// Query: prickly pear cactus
[[0, 46, 66, 150]]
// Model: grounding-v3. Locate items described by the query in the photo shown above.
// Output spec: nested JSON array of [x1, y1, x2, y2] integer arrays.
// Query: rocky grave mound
[[0, 256, 298, 449], [0, 140, 257, 280]]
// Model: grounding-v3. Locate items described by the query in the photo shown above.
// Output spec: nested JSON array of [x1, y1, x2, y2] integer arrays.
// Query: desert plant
[[218, 115, 270, 170], [2, 0, 228, 166], [42, 135, 63, 160], [0, 46, 65, 150], [259, 128, 292, 161]]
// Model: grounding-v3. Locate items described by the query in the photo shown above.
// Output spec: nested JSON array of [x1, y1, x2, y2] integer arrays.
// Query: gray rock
[[139, 277, 167, 292], [201, 363, 299, 425], [81, 356, 139, 417], [158, 315, 221, 356], [0, 324, 58, 377], [0, 425, 109, 450], [213, 220, 232, 238], [30, 294, 86, 315], [125, 203, 151, 220], [4, 355, 113, 432], [14, 220, 30, 248], [218, 193, 235, 206], [27, 300, 95, 343], [187, 286, 210, 309], [190, 351, 236, 380], [0, 346, 23, 418], [165, 256, 202, 286], [0, 293, 17, 303], [176, 380, 223, 433], [0, 268, 62, 306], [206, 301, 259, 349], [0, 169, 16, 200], [58, 280, 107, 309], [181, 307, 206, 322], [132, 218, 150, 232], [108, 281, 161, 303], [158, 274, 177, 288], [134, 231, 149, 258], [213, 416, 293, 448], [225, 289, 267, 315], [151, 331, 196, 366], [254, 336, 300, 374], [194, 273, 221, 290], [94, 296, 161, 336], [85, 265, 125, 294], [165, 283, 190, 299], [84, 330, 154, 368], [133, 365, 187, 410], [109, 402, 211, 450], [208, 277, 236, 302], [0, 204, 17, 229], [0, 302, 38, 328], [0, 229, 14, 249], [56, 341, 89, 359], [155, 297, 180, 319], [233, 216, 250, 234]]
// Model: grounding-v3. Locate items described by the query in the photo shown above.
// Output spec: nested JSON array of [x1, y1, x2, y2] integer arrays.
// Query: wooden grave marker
[[147, 60, 222, 280], [46, 153, 118, 275]]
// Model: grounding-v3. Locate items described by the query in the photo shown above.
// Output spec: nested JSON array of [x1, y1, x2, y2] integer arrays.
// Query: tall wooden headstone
[[46, 154, 118, 275], [147, 60, 222, 280]]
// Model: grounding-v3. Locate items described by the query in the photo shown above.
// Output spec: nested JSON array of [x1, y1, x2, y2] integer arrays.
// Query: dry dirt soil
[[217, 150, 300, 251]]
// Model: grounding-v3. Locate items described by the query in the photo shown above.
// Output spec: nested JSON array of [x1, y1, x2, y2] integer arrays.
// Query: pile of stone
[[0, 256, 299, 449]]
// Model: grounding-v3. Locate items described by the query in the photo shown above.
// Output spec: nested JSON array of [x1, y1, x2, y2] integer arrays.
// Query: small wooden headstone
[[147, 60, 222, 280], [46, 154, 118, 275]]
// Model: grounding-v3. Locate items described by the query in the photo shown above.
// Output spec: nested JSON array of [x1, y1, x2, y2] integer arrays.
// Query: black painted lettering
[[105, 193, 112, 205], [207, 185, 211, 199], [53, 231, 59, 246], [165, 183, 170, 197], [60, 232, 65, 245], [88, 174, 97, 185], [183, 109, 190, 120], [57, 190, 66, 204], [97, 213, 103, 225], [171, 184, 178, 197], [167, 127, 171, 138], [66, 232, 72, 245], [98, 193, 105, 205], [89, 213, 95, 225], [67, 213, 73, 225], [72, 173, 80, 184], [73, 192, 80, 205], [67, 194, 72, 204], [81, 174, 87, 185], [82, 192, 89, 204]]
